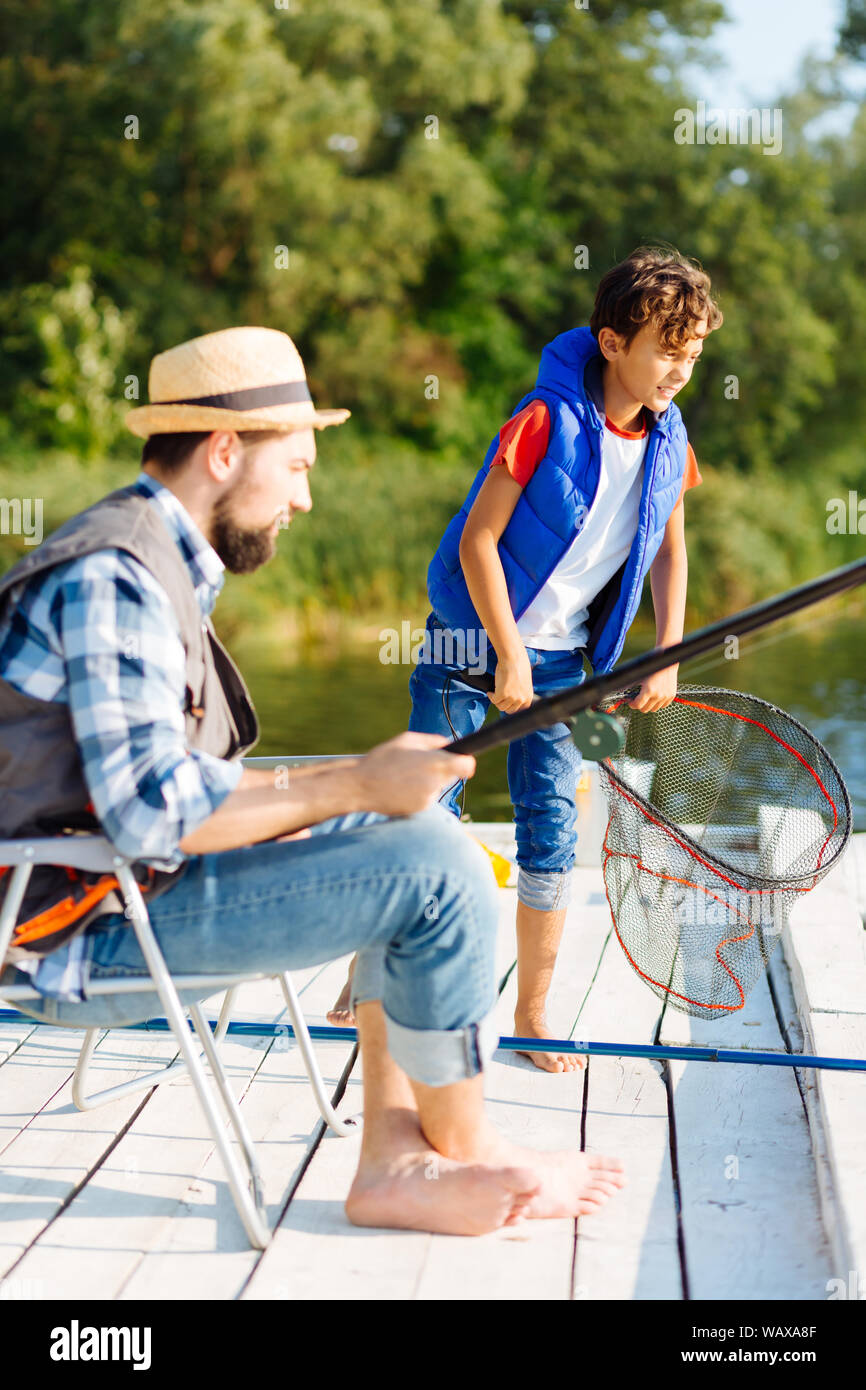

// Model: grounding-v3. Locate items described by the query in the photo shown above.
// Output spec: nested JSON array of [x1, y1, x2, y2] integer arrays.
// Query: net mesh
[[596, 685, 852, 1019]]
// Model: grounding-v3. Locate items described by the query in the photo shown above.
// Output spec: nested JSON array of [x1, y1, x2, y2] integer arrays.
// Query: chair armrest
[[241, 754, 360, 771], [0, 835, 126, 874], [1, 759, 363, 874]]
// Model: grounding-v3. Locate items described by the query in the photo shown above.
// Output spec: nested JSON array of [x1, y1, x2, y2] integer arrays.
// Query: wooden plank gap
[[570, 926, 615, 1036], [570, 1063, 591, 1300], [0, 1022, 40, 1066], [661, 1059, 691, 1302], [235, 1041, 360, 1300], [0, 1077, 159, 1289], [0, 1032, 114, 1159]]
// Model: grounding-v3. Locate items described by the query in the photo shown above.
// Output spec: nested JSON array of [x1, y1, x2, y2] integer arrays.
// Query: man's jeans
[[11, 805, 500, 1087], [409, 612, 586, 912]]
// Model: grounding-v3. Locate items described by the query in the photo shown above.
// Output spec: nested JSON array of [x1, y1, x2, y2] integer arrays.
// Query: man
[[0, 327, 625, 1235]]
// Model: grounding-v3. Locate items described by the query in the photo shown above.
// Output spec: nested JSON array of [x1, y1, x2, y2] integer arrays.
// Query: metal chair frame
[[0, 754, 361, 1250]]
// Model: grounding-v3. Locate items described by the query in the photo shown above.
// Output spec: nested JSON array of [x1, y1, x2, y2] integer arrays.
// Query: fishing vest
[[427, 326, 688, 673], [0, 485, 260, 960]]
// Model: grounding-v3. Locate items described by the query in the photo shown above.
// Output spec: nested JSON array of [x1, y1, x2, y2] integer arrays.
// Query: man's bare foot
[[346, 1151, 540, 1236], [327, 958, 356, 1027], [513, 1013, 586, 1074], [476, 1137, 626, 1219], [522, 1149, 625, 1218]]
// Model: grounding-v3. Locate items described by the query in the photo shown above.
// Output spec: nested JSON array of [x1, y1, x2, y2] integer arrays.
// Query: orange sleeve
[[675, 442, 702, 506], [489, 400, 550, 489]]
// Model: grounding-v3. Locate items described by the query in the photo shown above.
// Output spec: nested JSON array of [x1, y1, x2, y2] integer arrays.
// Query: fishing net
[[596, 685, 852, 1019]]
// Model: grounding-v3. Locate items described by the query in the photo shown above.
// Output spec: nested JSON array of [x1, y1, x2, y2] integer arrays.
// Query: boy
[[406, 246, 722, 1072]]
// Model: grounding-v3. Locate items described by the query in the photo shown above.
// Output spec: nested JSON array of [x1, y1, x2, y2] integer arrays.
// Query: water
[[240, 608, 865, 830]]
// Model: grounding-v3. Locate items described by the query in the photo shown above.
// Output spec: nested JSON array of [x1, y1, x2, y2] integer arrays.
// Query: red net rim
[[598, 687, 852, 890]]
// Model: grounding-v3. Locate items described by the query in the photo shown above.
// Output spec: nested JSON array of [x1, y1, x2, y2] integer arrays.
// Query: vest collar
[[133, 471, 225, 616], [536, 326, 677, 438]]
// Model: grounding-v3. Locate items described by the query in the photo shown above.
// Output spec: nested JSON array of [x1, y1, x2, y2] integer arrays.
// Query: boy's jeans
[[9, 805, 500, 1088], [408, 612, 586, 912]]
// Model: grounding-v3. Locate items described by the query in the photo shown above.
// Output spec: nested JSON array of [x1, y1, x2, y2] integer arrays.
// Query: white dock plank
[[118, 958, 358, 1300], [783, 881, 866, 1290], [412, 886, 588, 1301], [786, 886, 866, 1016], [244, 1101, 433, 1302], [6, 961, 356, 1299], [247, 886, 604, 1302], [404, 872, 622, 1301], [242, 904, 525, 1302], [0, 1027, 180, 1283], [574, 919, 681, 1301], [241, 1034, 394, 1300], [2, 830, 850, 1303], [434, 866, 671, 1302], [0, 1019, 38, 1065], [661, 972, 832, 1300], [806, 1013, 866, 1294], [245, 883, 594, 1303]]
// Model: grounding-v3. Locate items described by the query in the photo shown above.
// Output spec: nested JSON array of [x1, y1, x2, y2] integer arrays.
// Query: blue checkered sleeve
[[50, 550, 242, 866]]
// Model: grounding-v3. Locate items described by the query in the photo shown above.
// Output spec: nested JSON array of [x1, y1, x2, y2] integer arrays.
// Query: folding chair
[[0, 754, 361, 1251]]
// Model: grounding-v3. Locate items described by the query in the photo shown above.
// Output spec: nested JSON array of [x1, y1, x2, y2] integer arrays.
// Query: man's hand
[[626, 664, 679, 713], [358, 731, 476, 816], [491, 650, 534, 713]]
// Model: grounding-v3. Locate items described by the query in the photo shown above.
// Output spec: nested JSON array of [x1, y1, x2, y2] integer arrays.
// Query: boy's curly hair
[[590, 246, 722, 350]]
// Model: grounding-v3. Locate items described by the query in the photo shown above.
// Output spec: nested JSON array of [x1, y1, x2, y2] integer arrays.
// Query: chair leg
[[72, 1026, 188, 1110], [71, 985, 242, 1112], [0, 863, 33, 963], [188, 1001, 266, 1215], [214, 986, 237, 1043], [115, 863, 270, 1250], [278, 972, 358, 1138]]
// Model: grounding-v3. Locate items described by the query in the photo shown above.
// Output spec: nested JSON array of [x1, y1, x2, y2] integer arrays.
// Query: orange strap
[[3, 863, 158, 950], [10, 875, 121, 948]]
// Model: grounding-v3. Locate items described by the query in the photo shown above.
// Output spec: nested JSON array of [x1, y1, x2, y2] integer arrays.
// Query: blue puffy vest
[[427, 326, 688, 673]]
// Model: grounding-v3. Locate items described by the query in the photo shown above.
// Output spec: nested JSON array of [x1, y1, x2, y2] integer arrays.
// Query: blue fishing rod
[[1, 1011, 859, 1072]]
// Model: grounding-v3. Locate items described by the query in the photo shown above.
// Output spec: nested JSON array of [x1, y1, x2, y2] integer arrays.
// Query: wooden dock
[[0, 828, 863, 1302]]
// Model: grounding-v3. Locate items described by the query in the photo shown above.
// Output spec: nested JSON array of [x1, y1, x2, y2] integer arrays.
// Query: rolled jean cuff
[[517, 866, 573, 912], [350, 947, 499, 1086], [383, 1004, 500, 1087]]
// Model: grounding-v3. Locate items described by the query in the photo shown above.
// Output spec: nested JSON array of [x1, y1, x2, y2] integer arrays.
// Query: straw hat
[[125, 326, 350, 438]]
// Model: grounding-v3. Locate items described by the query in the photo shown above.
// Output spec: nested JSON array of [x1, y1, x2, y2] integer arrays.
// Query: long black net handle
[[446, 554, 866, 757]]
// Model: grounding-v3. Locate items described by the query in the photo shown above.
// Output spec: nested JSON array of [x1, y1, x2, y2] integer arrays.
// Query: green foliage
[[0, 267, 134, 458], [1, 0, 865, 624], [840, 0, 866, 61]]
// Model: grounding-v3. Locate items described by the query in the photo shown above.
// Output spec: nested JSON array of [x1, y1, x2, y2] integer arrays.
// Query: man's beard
[[210, 472, 279, 575]]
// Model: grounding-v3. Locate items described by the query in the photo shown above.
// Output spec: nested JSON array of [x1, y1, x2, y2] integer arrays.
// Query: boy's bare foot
[[513, 1013, 587, 1074], [346, 1151, 540, 1236], [327, 976, 355, 1027], [327, 958, 356, 1027]]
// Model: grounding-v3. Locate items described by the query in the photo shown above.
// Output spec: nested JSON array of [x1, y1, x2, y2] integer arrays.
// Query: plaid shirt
[[0, 471, 243, 998]]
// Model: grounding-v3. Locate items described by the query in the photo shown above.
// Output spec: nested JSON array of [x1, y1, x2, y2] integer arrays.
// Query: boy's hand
[[358, 732, 476, 816], [626, 665, 679, 713], [491, 649, 534, 713]]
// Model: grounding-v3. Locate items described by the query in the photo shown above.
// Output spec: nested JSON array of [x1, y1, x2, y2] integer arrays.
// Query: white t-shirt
[[516, 419, 649, 650]]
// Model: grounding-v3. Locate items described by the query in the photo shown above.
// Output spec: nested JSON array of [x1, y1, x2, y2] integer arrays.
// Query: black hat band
[[162, 380, 313, 411]]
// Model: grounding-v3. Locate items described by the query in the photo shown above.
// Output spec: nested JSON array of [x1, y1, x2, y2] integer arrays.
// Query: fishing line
[[440, 674, 467, 818]]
